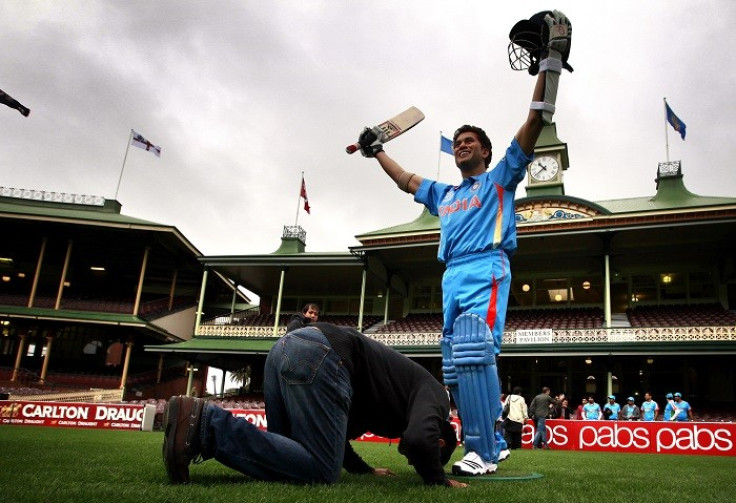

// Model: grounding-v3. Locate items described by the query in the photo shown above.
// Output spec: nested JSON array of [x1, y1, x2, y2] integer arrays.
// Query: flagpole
[[295, 172, 304, 227], [115, 129, 134, 200], [437, 131, 443, 180], [663, 98, 670, 162]]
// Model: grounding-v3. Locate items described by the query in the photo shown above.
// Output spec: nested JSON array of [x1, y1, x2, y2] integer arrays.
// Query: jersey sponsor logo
[[438, 195, 482, 217], [470, 181, 481, 191]]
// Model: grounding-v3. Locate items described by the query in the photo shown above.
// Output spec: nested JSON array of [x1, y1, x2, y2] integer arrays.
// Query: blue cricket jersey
[[414, 138, 531, 263], [673, 400, 691, 421], [640, 400, 658, 421], [604, 402, 621, 420], [583, 402, 601, 420]]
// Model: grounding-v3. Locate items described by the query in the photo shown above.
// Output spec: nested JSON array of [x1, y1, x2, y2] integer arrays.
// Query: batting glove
[[544, 10, 571, 55], [358, 126, 386, 158]]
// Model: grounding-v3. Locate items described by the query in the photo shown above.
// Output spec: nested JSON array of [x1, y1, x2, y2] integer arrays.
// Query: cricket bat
[[345, 106, 425, 154]]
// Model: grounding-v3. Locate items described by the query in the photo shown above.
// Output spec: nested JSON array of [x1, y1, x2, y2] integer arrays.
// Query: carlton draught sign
[[522, 419, 736, 456], [0, 400, 154, 431]]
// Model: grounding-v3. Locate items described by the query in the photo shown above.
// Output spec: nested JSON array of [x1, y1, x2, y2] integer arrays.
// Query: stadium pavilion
[[147, 125, 736, 415], [0, 187, 247, 401], [2, 125, 735, 417]]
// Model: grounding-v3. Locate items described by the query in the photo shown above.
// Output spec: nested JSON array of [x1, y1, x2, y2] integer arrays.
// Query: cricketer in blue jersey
[[603, 396, 621, 420], [663, 393, 676, 421], [640, 392, 659, 421], [356, 80, 551, 477], [354, 9, 573, 476], [671, 392, 694, 421], [583, 398, 602, 420]]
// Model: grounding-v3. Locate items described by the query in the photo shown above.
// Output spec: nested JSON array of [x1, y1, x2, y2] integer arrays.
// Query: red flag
[[300, 177, 310, 214]]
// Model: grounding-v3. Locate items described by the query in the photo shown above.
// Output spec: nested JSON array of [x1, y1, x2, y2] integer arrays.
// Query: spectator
[[552, 397, 573, 419], [529, 387, 560, 449], [286, 303, 320, 332], [603, 395, 620, 420], [583, 396, 602, 420], [620, 397, 641, 420], [640, 392, 659, 421], [574, 396, 586, 420], [503, 386, 527, 450]]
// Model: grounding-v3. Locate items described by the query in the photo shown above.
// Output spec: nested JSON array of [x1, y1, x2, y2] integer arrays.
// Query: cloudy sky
[[2, 1, 734, 259]]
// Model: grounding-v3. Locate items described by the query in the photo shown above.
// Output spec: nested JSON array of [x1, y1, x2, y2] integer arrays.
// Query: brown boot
[[162, 396, 205, 483]]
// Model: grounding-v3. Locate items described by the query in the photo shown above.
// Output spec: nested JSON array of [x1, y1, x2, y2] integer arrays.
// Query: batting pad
[[452, 313, 501, 463], [441, 336, 460, 411]]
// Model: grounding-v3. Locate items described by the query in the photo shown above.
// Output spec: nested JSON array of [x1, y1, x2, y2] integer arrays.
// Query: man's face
[[645, 393, 652, 401], [305, 307, 319, 322], [453, 132, 489, 171]]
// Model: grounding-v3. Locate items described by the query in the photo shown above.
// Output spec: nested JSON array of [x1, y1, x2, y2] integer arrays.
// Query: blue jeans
[[533, 417, 547, 448], [200, 327, 352, 483]]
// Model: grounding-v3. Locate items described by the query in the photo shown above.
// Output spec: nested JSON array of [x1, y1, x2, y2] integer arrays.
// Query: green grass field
[[1, 426, 735, 503]]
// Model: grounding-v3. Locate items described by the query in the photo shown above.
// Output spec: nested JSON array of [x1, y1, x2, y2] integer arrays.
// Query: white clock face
[[529, 155, 559, 182]]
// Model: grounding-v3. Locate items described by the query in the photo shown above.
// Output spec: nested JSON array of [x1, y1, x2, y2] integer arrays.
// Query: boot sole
[[162, 397, 188, 484]]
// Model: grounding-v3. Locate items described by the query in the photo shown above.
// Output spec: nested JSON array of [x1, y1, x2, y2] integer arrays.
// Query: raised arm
[[514, 10, 571, 155], [375, 150, 424, 195], [354, 126, 424, 195]]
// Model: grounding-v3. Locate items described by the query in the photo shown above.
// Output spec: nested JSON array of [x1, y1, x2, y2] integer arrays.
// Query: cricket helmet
[[508, 11, 573, 75]]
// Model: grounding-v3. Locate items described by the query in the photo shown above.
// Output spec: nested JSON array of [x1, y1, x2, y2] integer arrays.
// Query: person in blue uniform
[[671, 392, 694, 421], [352, 26, 568, 477], [663, 393, 675, 420], [583, 396, 602, 420], [640, 392, 659, 421], [603, 395, 621, 420]]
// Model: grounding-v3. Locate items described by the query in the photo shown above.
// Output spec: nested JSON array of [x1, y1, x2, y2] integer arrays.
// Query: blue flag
[[665, 102, 686, 140], [440, 135, 453, 155]]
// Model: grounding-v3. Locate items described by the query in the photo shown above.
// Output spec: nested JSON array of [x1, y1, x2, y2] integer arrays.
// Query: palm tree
[[228, 365, 252, 393]]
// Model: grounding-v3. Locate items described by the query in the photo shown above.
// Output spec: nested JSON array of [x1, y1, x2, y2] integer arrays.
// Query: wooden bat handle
[[345, 143, 360, 154]]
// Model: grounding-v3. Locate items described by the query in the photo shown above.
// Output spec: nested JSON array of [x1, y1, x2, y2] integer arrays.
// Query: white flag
[[130, 130, 162, 157]]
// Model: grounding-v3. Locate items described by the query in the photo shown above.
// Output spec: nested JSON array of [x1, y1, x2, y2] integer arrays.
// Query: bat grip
[[345, 143, 360, 154]]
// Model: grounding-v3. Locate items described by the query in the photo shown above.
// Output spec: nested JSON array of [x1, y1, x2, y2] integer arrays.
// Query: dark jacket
[[286, 312, 312, 333], [529, 392, 557, 419], [312, 322, 452, 486]]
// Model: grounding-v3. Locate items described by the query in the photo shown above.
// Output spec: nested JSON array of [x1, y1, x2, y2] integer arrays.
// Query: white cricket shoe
[[498, 449, 511, 462], [452, 451, 498, 476]]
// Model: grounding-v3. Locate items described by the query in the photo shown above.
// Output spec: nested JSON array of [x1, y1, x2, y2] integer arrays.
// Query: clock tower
[[525, 123, 569, 197]]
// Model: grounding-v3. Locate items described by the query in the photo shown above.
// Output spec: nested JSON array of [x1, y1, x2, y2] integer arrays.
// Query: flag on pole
[[440, 135, 453, 155], [665, 102, 686, 140], [0, 88, 30, 117], [130, 130, 162, 157], [300, 176, 311, 214]]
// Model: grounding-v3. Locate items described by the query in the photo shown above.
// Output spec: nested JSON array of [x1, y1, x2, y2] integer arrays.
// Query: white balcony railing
[[196, 324, 736, 346]]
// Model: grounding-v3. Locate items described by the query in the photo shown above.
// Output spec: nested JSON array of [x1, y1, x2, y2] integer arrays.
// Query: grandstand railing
[[195, 324, 736, 346], [198, 325, 287, 337]]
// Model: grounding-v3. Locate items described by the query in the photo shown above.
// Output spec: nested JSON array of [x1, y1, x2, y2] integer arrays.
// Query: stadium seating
[[627, 304, 736, 328]]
